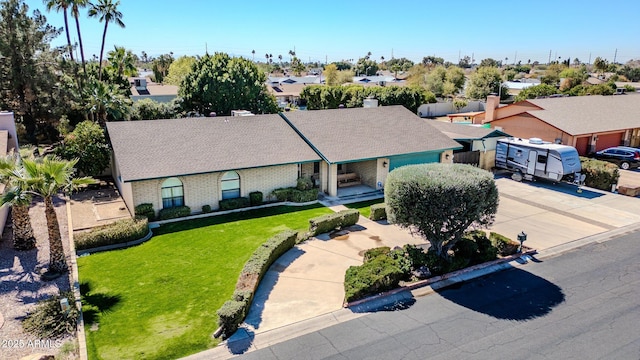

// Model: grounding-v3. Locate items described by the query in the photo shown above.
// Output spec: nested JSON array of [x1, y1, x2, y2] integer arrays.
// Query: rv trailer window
[[537, 154, 548, 163]]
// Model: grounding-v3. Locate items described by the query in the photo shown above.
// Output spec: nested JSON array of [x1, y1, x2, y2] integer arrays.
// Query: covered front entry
[[320, 158, 389, 198]]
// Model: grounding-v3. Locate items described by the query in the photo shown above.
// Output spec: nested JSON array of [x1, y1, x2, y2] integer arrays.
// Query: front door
[[527, 151, 537, 175]]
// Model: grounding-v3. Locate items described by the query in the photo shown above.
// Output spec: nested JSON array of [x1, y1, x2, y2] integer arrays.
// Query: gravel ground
[[0, 196, 77, 360]]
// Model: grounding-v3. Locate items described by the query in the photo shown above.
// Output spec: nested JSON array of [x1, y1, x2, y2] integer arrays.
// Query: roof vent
[[529, 138, 544, 144]]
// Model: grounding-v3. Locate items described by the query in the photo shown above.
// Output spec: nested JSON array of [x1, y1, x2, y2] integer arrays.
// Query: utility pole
[[613, 48, 617, 64], [588, 52, 592, 65], [548, 50, 552, 65], [514, 51, 517, 65]]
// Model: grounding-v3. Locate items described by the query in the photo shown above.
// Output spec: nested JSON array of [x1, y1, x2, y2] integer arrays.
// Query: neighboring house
[[352, 76, 406, 87], [504, 79, 541, 95], [0, 111, 20, 232], [130, 77, 179, 103], [107, 106, 461, 216], [419, 100, 486, 118], [475, 94, 640, 155], [267, 76, 322, 107], [427, 120, 509, 170]]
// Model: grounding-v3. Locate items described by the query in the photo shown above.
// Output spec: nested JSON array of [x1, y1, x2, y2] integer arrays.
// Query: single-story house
[[130, 77, 179, 103], [474, 94, 640, 155], [427, 120, 509, 170], [107, 105, 461, 216]]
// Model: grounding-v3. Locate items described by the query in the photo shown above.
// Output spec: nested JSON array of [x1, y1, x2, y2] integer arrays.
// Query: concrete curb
[[67, 199, 88, 360]]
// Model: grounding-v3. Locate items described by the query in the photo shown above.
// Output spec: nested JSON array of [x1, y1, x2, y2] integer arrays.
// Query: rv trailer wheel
[[511, 171, 523, 182], [621, 162, 630, 170]]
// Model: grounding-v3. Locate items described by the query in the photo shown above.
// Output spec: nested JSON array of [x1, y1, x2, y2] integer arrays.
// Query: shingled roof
[[107, 115, 321, 182], [508, 95, 640, 135], [282, 106, 461, 163]]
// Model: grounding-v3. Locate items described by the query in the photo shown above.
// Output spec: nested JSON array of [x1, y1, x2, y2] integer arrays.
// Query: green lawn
[[344, 198, 384, 219], [78, 205, 333, 360]]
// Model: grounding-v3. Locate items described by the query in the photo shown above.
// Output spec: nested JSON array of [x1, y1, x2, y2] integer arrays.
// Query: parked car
[[592, 146, 640, 170]]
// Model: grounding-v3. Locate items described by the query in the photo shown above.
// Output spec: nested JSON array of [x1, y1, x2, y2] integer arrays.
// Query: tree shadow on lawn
[[435, 267, 565, 321], [80, 282, 122, 326], [152, 204, 325, 236]]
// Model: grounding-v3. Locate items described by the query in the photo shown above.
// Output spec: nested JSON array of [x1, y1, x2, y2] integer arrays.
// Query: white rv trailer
[[495, 138, 582, 182]]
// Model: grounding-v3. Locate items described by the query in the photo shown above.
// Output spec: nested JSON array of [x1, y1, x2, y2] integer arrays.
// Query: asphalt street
[[235, 231, 640, 360]]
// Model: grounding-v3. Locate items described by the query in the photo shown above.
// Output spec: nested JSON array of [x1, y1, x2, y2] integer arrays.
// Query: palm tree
[[84, 79, 131, 124], [69, 0, 89, 74], [251, 49, 255, 61], [22, 156, 94, 276], [0, 154, 36, 251], [88, 0, 125, 80], [44, 0, 74, 62], [107, 45, 137, 78]]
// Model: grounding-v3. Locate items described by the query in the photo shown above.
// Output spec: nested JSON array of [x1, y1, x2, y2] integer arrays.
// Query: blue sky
[[24, 0, 640, 65]]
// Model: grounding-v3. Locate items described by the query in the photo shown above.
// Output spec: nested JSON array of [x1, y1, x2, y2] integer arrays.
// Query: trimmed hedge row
[[490, 231, 520, 256], [74, 217, 149, 250], [216, 230, 298, 339], [369, 203, 387, 221], [309, 209, 360, 236], [158, 206, 191, 220], [344, 255, 404, 303], [219, 197, 250, 211], [580, 157, 620, 191], [271, 187, 318, 203]]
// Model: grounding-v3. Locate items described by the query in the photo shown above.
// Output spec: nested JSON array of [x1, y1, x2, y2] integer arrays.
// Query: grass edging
[[344, 248, 537, 308], [75, 229, 153, 256]]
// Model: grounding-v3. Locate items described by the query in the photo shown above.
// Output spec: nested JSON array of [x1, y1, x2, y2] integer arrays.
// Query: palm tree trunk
[[12, 204, 36, 251], [45, 196, 67, 274], [75, 17, 86, 74], [63, 10, 74, 62], [98, 22, 109, 80]]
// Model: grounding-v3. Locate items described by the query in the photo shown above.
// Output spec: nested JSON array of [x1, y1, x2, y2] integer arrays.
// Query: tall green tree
[[55, 120, 110, 176], [151, 53, 173, 83], [385, 163, 498, 261], [179, 52, 278, 116], [88, 0, 124, 80], [164, 55, 196, 86], [69, 0, 88, 74], [0, 154, 36, 251], [44, 0, 74, 62], [107, 45, 137, 78], [465, 66, 503, 100], [22, 156, 94, 275], [593, 57, 607, 76], [0, 0, 71, 143], [83, 79, 131, 124], [354, 57, 378, 76]]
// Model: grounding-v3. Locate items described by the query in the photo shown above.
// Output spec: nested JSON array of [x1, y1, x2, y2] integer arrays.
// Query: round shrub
[[385, 163, 498, 261]]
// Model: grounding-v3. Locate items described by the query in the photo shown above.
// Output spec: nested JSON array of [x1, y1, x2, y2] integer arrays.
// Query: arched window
[[161, 177, 184, 208], [221, 171, 240, 199]]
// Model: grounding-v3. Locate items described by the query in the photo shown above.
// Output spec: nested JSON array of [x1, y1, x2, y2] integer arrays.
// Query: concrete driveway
[[240, 174, 640, 337]]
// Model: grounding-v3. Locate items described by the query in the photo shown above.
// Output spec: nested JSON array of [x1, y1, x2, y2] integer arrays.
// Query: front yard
[[78, 204, 333, 360]]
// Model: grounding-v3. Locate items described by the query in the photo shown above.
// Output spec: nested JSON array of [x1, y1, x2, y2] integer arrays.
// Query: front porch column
[[376, 158, 389, 190], [440, 149, 454, 164], [327, 163, 338, 197]]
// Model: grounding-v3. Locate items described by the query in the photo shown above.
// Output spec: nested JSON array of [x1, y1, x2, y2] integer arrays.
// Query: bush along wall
[[134, 203, 155, 221], [215, 230, 298, 339], [249, 191, 263, 206], [309, 209, 360, 236], [271, 187, 318, 203], [157, 206, 191, 220], [219, 197, 250, 211]]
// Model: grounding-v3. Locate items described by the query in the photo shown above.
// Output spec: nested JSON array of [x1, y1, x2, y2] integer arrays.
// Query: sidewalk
[[184, 177, 640, 360]]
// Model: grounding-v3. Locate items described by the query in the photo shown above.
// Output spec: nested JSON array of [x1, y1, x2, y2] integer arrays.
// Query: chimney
[[485, 95, 500, 123]]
